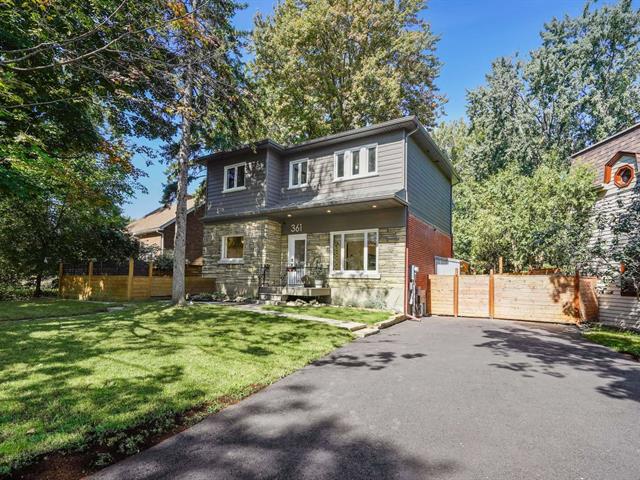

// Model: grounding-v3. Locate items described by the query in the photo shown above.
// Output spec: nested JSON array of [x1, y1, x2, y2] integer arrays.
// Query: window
[[221, 235, 244, 262], [289, 159, 308, 188], [614, 165, 635, 188], [330, 229, 378, 275], [223, 162, 246, 192], [334, 144, 377, 180]]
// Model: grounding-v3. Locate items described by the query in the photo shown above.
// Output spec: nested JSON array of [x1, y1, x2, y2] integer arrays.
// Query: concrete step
[[353, 327, 380, 338]]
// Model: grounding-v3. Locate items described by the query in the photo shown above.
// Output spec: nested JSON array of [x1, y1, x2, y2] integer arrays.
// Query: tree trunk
[[34, 271, 43, 297], [171, 66, 193, 306]]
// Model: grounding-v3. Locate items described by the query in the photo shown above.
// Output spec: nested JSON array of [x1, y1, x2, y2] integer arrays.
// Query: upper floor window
[[614, 165, 635, 188], [289, 159, 308, 188], [334, 144, 377, 181], [223, 162, 246, 192]]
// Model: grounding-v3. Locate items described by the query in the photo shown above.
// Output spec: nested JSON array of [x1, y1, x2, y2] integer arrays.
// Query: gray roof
[[197, 116, 460, 184]]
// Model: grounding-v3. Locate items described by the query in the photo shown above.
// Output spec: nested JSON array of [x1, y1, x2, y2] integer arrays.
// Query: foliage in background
[[458, 0, 640, 181], [452, 165, 598, 273], [249, 0, 444, 144], [433, 0, 640, 272]]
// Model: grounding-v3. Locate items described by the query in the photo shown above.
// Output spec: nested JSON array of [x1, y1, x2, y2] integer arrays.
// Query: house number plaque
[[290, 223, 303, 233]]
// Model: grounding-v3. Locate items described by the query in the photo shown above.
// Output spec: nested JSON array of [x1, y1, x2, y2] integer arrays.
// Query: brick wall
[[163, 205, 205, 265], [406, 214, 453, 311]]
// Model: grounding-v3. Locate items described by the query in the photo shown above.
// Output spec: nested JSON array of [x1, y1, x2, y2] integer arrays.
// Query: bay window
[[334, 144, 377, 181], [330, 229, 378, 275]]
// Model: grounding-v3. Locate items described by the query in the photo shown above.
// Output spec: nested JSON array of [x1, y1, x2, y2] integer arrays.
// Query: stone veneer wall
[[202, 219, 281, 297], [279, 226, 406, 312]]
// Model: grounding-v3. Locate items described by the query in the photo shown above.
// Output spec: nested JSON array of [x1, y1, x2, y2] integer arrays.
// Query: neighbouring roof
[[128, 197, 199, 236], [571, 122, 640, 158], [197, 116, 460, 184]]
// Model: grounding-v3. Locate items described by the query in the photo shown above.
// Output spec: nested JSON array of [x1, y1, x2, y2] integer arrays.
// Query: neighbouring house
[[127, 197, 205, 265], [572, 122, 640, 329], [198, 116, 458, 313]]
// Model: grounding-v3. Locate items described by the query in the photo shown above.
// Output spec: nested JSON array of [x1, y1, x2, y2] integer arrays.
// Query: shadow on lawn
[[0, 303, 350, 473], [475, 323, 640, 403], [92, 383, 459, 480]]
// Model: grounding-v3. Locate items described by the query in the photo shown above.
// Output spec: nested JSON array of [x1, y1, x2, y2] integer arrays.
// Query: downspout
[[403, 125, 419, 315]]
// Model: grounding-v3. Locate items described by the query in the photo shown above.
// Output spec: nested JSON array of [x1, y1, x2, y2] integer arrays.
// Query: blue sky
[[123, 0, 620, 219]]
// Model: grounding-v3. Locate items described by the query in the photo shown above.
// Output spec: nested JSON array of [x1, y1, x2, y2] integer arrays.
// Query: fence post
[[127, 257, 134, 300], [573, 269, 581, 324], [453, 269, 459, 317], [87, 260, 94, 300], [426, 274, 432, 315], [58, 262, 64, 298], [489, 269, 495, 319], [147, 261, 154, 299]]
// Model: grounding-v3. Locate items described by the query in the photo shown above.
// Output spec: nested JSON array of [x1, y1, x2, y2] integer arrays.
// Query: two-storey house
[[572, 122, 640, 329], [198, 116, 458, 313]]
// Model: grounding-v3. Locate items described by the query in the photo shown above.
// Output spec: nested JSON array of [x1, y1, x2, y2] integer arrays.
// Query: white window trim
[[219, 235, 244, 264], [333, 143, 378, 182], [222, 162, 247, 193], [329, 228, 379, 278], [288, 158, 309, 189]]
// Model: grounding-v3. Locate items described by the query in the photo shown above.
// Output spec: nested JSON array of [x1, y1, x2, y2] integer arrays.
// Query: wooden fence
[[59, 259, 216, 301], [427, 272, 598, 324]]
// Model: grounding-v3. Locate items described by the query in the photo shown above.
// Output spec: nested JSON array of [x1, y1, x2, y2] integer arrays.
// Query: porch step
[[259, 293, 287, 302]]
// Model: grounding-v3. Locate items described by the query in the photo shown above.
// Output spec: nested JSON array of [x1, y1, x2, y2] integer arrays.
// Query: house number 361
[[290, 223, 303, 233]]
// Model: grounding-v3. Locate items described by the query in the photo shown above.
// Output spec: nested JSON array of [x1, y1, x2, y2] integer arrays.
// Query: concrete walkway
[[92, 317, 640, 480], [232, 303, 382, 337]]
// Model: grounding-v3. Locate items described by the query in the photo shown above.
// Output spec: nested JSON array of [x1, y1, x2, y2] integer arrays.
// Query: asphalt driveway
[[92, 317, 640, 480]]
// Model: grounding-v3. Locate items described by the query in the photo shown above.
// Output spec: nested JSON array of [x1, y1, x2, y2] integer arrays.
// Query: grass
[[0, 299, 116, 322], [263, 304, 393, 325], [583, 326, 640, 359], [0, 301, 352, 474]]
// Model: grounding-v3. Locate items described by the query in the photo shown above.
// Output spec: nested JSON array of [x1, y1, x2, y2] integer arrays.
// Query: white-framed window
[[289, 159, 309, 188], [220, 235, 244, 263], [223, 162, 246, 192], [334, 144, 377, 181], [330, 229, 378, 276]]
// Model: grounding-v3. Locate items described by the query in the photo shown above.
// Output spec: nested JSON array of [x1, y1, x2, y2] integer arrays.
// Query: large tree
[[452, 164, 598, 273], [457, 0, 640, 182], [1, 1, 249, 303], [250, 0, 444, 144]]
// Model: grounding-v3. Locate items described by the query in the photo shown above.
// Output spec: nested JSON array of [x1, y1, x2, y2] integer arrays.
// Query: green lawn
[[0, 299, 115, 322], [0, 302, 352, 474], [263, 304, 393, 325], [583, 326, 640, 359]]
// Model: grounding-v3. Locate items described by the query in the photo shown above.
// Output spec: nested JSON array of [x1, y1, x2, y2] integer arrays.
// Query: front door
[[287, 234, 307, 286]]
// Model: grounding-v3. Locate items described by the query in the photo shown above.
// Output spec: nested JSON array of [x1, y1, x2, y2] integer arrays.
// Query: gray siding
[[206, 152, 267, 217], [279, 130, 406, 207], [406, 136, 452, 234], [280, 207, 406, 234], [265, 148, 283, 207]]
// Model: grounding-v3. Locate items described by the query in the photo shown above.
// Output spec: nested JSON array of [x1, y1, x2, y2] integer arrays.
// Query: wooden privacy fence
[[428, 272, 599, 324], [59, 259, 216, 301]]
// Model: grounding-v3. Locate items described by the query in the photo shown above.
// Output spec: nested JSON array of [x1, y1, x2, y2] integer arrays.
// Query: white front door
[[287, 234, 307, 285]]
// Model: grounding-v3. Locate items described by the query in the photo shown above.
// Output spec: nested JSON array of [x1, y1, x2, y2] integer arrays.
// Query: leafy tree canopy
[[249, 0, 444, 144], [433, 0, 640, 272]]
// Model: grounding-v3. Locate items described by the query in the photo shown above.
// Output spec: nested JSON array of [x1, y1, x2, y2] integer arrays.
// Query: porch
[[257, 263, 331, 303]]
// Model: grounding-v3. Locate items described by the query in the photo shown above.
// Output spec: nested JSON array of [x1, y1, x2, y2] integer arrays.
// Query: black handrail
[[259, 263, 328, 288]]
